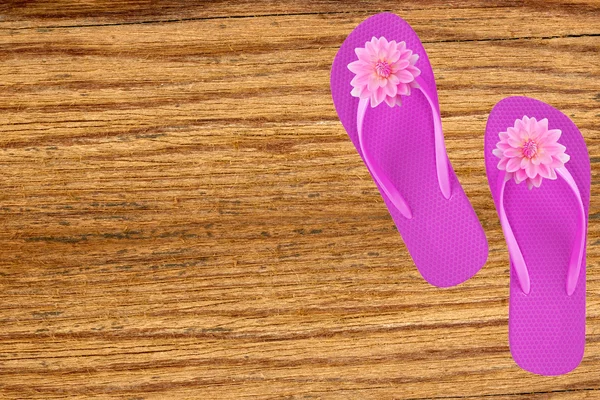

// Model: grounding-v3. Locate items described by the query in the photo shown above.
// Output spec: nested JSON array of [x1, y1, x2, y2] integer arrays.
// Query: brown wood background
[[0, 1, 599, 398]]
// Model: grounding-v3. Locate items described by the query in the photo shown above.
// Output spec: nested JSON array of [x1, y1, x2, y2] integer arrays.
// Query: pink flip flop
[[330, 13, 487, 287], [485, 97, 590, 375]]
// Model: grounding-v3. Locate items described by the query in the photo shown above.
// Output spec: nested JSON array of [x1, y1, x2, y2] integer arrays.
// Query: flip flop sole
[[331, 13, 487, 287], [485, 96, 590, 375]]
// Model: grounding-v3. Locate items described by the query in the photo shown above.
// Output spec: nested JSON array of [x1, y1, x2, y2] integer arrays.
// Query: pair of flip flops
[[330, 13, 590, 376]]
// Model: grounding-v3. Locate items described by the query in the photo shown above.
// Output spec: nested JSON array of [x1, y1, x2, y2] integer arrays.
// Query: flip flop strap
[[497, 166, 586, 295], [356, 76, 451, 220]]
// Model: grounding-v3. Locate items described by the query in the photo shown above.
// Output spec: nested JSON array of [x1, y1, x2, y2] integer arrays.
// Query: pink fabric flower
[[493, 116, 570, 189], [348, 36, 421, 108]]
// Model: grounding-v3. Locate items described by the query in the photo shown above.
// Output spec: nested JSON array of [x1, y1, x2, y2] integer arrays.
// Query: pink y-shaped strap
[[496, 167, 586, 295], [356, 76, 451, 220]]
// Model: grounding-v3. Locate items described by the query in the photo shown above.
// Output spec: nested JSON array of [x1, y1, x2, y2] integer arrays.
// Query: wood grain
[[0, 1, 599, 398]]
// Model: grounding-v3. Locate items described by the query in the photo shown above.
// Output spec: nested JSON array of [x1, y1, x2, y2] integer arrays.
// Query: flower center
[[522, 139, 538, 159], [374, 60, 391, 78]]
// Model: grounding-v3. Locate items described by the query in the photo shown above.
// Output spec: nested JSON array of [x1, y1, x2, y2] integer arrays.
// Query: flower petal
[[350, 74, 367, 87], [348, 60, 369, 74], [528, 117, 538, 134], [550, 157, 564, 169], [395, 69, 415, 83], [391, 59, 410, 71], [492, 148, 505, 158], [355, 47, 372, 62], [397, 83, 409, 95], [384, 81, 397, 97], [506, 157, 521, 172], [537, 152, 552, 164], [531, 118, 548, 139], [525, 161, 538, 179], [504, 147, 522, 158], [558, 152, 570, 163], [388, 50, 401, 64], [365, 38, 376, 54], [370, 94, 380, 108], [384, 95, 396, 107], [375, 87, 386, 104], [497, 156, 509, 170], [406, 65, 421, 77], [350, 86, 363, 98], [367, 75, 379, 92], [399, 48, 411, 60], [539, 128, 561, 145], [507, 136, 522, 148], [538, 163, 551, 178], [514, 118, 525, 130], [543, 142, 566, 154], [515, 168, 527, 183], [395, 95, 402, 107], [527, 179, 534, 190]]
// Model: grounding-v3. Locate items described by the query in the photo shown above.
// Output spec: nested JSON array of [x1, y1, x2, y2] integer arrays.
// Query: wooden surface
[[0, 1, 599, 398]]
